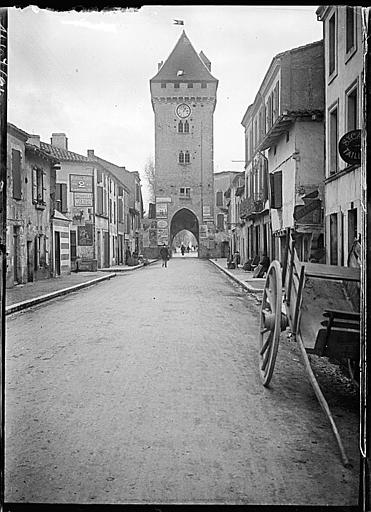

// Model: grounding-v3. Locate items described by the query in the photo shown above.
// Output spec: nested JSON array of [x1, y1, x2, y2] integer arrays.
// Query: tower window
[[216, 191, 223, 207], [201, 82, 207, 88], [161, 82, 166, 88], [180, 187, 191, 197], [188, 83, 193, 88], [174, 83, 180, 89], [185, 150, 190, 164], [178, 121, 183, 133], [184, 120, 189, 133], [179, 151, 184, 164]]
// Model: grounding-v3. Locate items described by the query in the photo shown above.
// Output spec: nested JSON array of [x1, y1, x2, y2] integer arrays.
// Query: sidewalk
[[5, 259, 158, 315], [208, 258, 265, 297]]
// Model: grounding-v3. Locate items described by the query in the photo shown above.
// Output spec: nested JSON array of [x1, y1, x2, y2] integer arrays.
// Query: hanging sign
[[338, 129, 361, 165]]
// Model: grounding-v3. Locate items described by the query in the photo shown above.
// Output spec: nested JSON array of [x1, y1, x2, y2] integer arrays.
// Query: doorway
[[55, 231, 61, 276], [26, 241, 33, 282]]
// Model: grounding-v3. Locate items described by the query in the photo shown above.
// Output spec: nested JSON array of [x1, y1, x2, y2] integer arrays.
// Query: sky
[[8, 5, 323, 207]]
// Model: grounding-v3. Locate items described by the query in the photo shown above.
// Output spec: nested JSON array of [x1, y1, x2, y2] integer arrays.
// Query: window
[[32, 167, 46, 206], [329, 13, 336, 76], [178, 151, 184, 164], [346, 7, 355, 54], [329, 104, 338, 173], [109, 198, 112, 223], [187, 83, 193, 88], [178, 121, 183, 133], [97, 186, 104, 215], [136, 183, 140, 202], [161, 82, 166, 88], [348, 207, 357, 251], [184, 150, 190, 164], [216, 190, 223, 207], [346, 84, 358, 131], [184, 120, 189, 133], [286, 131, 290, 143], [55, 183, 68, 213], [201, 82, 207, 88], [269, 171, 282, 209], [174, 83, 180, 89], [273, 81, 279, 121], [118, 198, 124, 222], [96, 169, 103, 183], [12, 149, 22, 200], [180, 187, 191, 198], [217, 214, 224, 230]]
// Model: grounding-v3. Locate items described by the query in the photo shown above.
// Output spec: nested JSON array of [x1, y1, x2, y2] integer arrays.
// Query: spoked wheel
[[259, 260, 286, 387]]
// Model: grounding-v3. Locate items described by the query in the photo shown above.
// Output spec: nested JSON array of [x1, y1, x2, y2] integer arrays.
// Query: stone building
[[213, 171, 239, 258], [150, 30, 218, 257], [6, 123, 62, 287], [255, 40, 325, 264], [316, 6, 363, 266]]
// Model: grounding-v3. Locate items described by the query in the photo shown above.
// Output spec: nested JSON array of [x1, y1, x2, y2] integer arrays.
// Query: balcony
[[240, 195, 267, 219]]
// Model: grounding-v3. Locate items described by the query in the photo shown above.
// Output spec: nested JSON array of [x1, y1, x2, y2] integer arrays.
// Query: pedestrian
[[187, 245, 190, 253], [181, 244, 185, 256], [160, 244, 170, 268], [125, 247, 131, 265]]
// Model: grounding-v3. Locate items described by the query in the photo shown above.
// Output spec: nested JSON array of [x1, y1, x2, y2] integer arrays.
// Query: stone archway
[[170, 208, 199, 246]]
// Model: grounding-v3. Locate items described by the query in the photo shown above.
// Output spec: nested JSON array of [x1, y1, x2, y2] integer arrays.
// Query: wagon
[[259, 231, 361, 467]]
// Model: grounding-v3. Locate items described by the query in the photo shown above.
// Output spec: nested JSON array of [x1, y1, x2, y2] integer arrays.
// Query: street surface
[[5, 257, 359, 505]]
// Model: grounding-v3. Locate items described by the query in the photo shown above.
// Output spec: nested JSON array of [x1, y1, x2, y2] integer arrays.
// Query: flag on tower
[[173, 19, 184, 25]]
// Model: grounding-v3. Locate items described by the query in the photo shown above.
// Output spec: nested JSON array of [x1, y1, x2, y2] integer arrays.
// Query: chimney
[[51, 133, 68, 150], [158, 60, 163, 71], [87, 149, 95, 158], [27, 134, 40, 148]]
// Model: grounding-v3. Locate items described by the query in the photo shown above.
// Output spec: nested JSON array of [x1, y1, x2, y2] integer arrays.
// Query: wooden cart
[[259, 233, 360, 467]]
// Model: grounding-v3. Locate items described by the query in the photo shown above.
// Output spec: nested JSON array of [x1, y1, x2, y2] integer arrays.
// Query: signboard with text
[[338, 129, 361, 165], [156, 203, 168, 218], [74, 193, 93, 207], [70, 174, 93, 193]]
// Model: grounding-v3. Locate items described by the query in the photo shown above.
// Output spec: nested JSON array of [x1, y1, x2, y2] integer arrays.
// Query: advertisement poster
[[200, 224, 208, 238], [74, 193, 93, 207], [156, 203, 168, 218], [203, 205, 212, 219], [70, 174, 93, 193], [78, 223, 93, 246]]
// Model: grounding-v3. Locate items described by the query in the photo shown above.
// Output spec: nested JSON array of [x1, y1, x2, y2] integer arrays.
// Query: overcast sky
[[8, 5, 323, 207]]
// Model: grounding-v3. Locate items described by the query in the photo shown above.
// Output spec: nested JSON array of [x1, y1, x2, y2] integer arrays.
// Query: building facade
[[255, 41, 325, 264], [150, 31, 218, 257], [316, 5, 363, 266], [213, 171, 239, 258], [6, 124, 62, 287]]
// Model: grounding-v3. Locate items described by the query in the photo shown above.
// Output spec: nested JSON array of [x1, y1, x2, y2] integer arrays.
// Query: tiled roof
[[40, 142, 90, 162], [151, 30, 217, 83]]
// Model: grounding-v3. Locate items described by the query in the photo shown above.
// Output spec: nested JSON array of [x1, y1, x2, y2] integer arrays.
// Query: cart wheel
[[259, 260, 283, 387]]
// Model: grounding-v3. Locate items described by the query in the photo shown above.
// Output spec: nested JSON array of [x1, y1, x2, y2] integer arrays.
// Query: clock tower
[[150, 31, 218, 257]]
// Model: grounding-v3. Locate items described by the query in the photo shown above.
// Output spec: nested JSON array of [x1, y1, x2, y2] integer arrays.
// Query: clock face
[[176, 103, 191, 119]]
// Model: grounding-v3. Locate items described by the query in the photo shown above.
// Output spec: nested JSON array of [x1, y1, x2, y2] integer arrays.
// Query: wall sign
[[338, 129, 361, 165], [74, 193, 93, 207], [70, 174, 93, 193], [156, 203, 168, 218], [157, 220, 168, 228], [156, 197, 172, 203], [78, 224, 93, 246]]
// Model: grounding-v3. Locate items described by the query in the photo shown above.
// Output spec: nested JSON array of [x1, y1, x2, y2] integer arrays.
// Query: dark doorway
[[103, 231, 109, 267], [170, 208, 199, 248], [55, 231, 61, 276], [13, 226, 20, 284], [26, 241, 33, 282], [70, 230, 77, 263]]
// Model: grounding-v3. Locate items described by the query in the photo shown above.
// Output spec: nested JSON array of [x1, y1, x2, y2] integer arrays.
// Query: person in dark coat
[[181, 244, 185, 256], [160, 244, 170, 268]]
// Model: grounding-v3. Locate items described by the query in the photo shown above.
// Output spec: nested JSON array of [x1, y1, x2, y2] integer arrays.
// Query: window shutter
[[270, 171, 282, 209], [118, 198, 123, 222], [61, 183, 68, 213], [12, 149, 22, 200], [97, 186, 103, 215], [55, 183, 61, 211], [32, 168, 37, 202]]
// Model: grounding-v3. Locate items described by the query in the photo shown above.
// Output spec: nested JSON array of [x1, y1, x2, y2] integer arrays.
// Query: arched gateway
[[149, 30, 218, 258], [170, 208, 199, 246]]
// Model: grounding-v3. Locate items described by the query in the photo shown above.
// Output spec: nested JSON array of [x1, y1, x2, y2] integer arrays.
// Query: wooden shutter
[[61, 183, 68, 213], [270, 171, 282, 209], [118, 198, 123, 222], [42, 171, 46, 203], [32, 168, 37, 202], [12, 149, 22, 200], [97, 186, 103, 215]]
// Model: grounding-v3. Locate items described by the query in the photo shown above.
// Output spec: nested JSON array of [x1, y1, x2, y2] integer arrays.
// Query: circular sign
[[338, 129, 361, 165], [157, 220, 168, 228]]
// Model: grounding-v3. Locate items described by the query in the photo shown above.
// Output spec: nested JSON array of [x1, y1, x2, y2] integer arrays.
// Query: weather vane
[[173, 19, 184, 26]]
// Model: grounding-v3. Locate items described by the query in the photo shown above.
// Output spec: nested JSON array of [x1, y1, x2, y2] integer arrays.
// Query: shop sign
[[200, 224, 208, 238], [70, 174, 93, 193], [78, 223, 93, 246], [338, 129, 361, 165], [157, 220, 168, 228], [156, 197, 172, 203], [74, 193, 93, 207], [156, 203, 168, 218]]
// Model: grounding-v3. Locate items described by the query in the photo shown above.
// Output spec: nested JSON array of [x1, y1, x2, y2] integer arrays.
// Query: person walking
[[160, 244, 170, 268], [181, 244, 185, 256]]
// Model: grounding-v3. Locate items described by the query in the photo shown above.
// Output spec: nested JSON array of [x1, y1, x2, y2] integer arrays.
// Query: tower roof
[[151, 30, 217, 83]]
